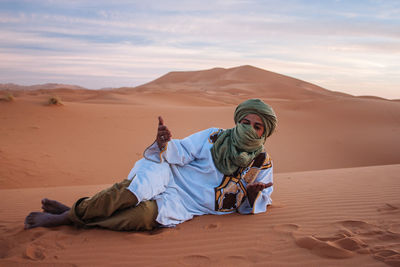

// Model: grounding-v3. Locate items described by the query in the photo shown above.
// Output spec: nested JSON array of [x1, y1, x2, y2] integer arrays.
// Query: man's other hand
[[247, 182, 273, 207]]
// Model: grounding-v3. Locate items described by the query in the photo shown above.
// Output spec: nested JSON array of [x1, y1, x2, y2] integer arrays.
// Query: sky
[[0, 0, 399, 99]]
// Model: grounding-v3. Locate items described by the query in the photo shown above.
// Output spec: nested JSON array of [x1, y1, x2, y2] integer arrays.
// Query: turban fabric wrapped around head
[[234, 98, 277, 139], [211, 98, 277, 175]]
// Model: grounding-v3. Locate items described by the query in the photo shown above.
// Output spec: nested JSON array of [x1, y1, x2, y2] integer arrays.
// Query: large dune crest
[[119, 65, 353, 100]]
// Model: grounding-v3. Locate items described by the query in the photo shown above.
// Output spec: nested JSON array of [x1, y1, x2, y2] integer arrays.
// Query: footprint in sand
[[0, 239, 10, 258], [223, 255, 251, 267], [333, 236, 369, 252], [377, 203, 399, 214], [32, 230, 47, 239], [24, 243, 45, 260], [338, 220, 400, 243], [388, 223, 400, 233], [296, 219, 400, 266], [128, 227, 174, 240], [273, 223, 299, 234], [295, 235, 355, 259], [204, 223, 219, 230], [338, 220, 388, 238], [180, 255, 211, 266], [373, 249, 400, 266]]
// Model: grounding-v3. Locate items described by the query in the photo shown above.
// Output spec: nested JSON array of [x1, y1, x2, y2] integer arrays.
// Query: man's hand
[[247, 182, 273, 207], [156, 116, 172, 150]]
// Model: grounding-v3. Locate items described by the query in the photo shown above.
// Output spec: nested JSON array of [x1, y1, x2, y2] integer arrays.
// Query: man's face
[[239, 114, 264, 138]]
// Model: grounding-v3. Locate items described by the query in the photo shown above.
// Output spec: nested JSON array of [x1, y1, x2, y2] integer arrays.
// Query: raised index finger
[[264, 182, 273, 188]]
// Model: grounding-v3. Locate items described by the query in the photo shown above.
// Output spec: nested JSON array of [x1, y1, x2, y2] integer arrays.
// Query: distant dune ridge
[[0, 65, 388, 99], [0, 82, 87, 91], [1, 65, 399, 266]]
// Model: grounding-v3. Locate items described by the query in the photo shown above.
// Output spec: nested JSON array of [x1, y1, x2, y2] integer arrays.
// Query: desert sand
[[1, 65, 399, 266]]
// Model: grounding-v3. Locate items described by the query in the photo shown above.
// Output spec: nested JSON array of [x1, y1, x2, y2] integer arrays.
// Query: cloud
[[0, 0, 399, 98]]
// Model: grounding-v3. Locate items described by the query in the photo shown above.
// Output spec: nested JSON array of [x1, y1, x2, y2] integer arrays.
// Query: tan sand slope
[[0, 165, 399, 266], [1, 65, 399, 188], [0, 65, 399, 266]]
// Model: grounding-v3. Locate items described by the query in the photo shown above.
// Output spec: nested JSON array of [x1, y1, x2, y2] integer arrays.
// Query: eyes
[[254, 125, 263, 131], [241, 119, 264, 132]]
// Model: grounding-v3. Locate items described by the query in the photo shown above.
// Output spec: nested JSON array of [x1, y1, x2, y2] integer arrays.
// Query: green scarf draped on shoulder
[[210, 98, 277, 175]]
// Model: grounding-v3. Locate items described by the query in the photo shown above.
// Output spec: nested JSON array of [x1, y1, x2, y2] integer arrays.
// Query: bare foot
[[41, 198, 70, 214], [24, 211, 71, 229]]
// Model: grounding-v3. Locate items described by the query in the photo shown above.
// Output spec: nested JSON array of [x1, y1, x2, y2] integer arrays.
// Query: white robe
[[126, 127, 274, 227]]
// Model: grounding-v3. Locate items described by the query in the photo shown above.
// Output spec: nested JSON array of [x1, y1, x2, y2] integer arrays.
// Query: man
[[25, 98, 277, 231]]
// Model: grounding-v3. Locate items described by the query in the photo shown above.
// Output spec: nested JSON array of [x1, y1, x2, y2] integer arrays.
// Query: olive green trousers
[[68, 179, 159, 231]]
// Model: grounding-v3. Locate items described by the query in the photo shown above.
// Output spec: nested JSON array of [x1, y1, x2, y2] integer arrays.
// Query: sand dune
[[0, 65, 399, 266], [126, 65, 353, 100], [1, 165, 399, 266]]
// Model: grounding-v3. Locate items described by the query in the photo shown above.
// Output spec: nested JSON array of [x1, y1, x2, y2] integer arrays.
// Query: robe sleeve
[[238, 163, 274, 214], [143, 128, 218, 165]]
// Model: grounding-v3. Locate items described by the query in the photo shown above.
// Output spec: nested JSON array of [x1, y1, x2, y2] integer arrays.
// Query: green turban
[[211, 98, 277, 175]]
